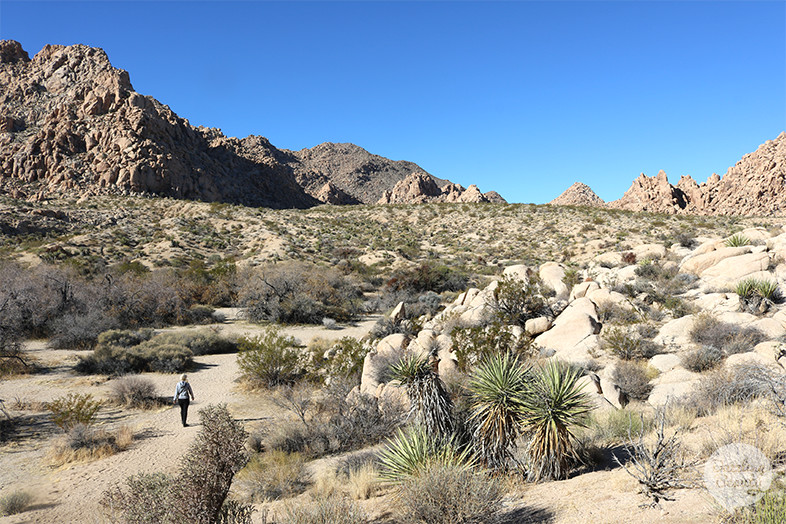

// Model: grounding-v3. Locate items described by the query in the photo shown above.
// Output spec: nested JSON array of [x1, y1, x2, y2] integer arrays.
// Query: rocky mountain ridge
[[551, 132, 786, 215], [0, 40, 501, 207]]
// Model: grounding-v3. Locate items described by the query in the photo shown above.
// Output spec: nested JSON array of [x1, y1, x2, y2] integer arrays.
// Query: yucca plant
[[467, 352, 529, 470], [735, 278, 780, 301], [389, 354, 453, 440], [724, 233, 751, 247], [378, 426, 475, 484], [519, 359, 593, 482]]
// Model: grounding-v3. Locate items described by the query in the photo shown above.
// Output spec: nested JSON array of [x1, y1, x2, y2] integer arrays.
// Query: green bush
[[0, 490, 33, 516], [305, 337, 367, 383], [76, 343, 193, 375], [47, 393, 102, 430], [490, 275, 548, 327], [143, 330, 237, 356], [378, 426, 474, 484], [602, 326, 660, 360], [386, 263, 468, 294], [237, 327, 301, 388], [451, 321, 533, 372], [396, 465, 504, 524], [682, 345, 724, 373]]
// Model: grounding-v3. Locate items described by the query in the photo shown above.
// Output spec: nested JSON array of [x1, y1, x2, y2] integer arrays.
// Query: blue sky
[[1, 1, 784, 204]]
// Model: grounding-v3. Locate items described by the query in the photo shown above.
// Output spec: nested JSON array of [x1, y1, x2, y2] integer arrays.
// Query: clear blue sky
[[2, 1, 784, 204]]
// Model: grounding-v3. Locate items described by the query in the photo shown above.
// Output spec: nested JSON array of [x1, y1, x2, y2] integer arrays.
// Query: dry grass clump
[[235, 450, 306, 502], [278, 493, 368, 524], [311, 462, 380, 501], [49, 423, 134, 466], [395, 464, 504, 524], [688, 363, 781, 416], [0, 490, 33, 516], [721, 479, 786, 524]]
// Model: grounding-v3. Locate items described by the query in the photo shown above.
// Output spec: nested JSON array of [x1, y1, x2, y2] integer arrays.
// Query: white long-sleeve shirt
[[174, 381, 194, 401]]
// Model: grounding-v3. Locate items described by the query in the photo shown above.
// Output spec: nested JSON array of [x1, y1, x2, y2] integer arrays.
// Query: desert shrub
[[611, 361, 654, 401], [279, 493, 367, 524], [97, 328, 155, 348], [451, 321, 534, 372], [237, 328, 301, 388], [143, 330, 237, 356], [395, 465, 504, 524], [621, 252, 637, 265], [614, 410, 693, 508], [725, 233, 751, 247], [104, 405, 251, 523], [237, 262, 362, 324], [602, 326, 660, 360], [0, 490, 33, 516], [682, 345, 724, 373], [47, 393, 102, 430], [689, 313, 766, 355], [597, 303, 642, 325], [688, 364, 778, 416], [378, 426, 474, 483], [110, 375, 158, 408], [235, 450, 306, 501], [369, 316, 421, 340], [490, 274, 548, 327], [187, 304, 216, 324], [48, 309, 120, 350], [562, 267, 581, 289], [386, 263, 468, 294], [724, 482, 786, 524], [265, 380, 404, 458], [76, 342, 193, 375], [581, 409, 654, 446]]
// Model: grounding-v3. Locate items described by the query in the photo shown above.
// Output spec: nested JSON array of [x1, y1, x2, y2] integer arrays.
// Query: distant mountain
[[549, 182, 604, 207], [0, 40, 504, 207], [549, 133, 786, 216]]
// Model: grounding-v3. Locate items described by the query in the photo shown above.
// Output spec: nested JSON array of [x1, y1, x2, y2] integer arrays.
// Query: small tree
[[236, 327, 301, 388], [489, 275, 548, 327]]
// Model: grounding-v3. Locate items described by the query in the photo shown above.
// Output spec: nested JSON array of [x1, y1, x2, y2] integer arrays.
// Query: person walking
[[173, 374, 195, 427]]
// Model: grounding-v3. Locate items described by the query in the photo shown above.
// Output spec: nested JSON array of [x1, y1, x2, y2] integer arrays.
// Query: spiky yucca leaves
[[389, 354, 453, 440], [520, 359, 593, 482], [467, 352, 529, 470], [378, 426, 475, 484]]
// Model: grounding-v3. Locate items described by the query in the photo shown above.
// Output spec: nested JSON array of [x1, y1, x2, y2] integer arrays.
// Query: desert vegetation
[[2, 199, 786, 523]]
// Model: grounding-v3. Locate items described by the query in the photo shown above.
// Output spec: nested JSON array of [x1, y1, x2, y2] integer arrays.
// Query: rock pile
[[377, 172, 504, 204], [359, 226, 786, 411]]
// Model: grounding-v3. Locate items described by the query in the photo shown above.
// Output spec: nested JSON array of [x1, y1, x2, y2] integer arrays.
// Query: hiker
[[173, 374, 195, 427]]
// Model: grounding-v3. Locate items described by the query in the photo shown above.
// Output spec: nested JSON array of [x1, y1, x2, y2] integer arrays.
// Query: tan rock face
[[1, 40, 505, 207], [549, 182, 604, 207], [605, 132, 786, 216]]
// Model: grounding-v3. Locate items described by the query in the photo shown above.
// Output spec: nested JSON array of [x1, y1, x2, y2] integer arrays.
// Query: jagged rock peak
[[378, 172, 505, 204], [549, 182, 604, 207], [0, 40, 30, 63]]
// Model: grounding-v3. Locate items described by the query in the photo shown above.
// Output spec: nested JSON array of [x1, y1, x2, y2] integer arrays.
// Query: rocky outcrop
[[606, 133, 786, 216], [549, 182, 604, 207], [0, 41, 504, 207], [0, 41, 317, 208], [377, 172, 504, 204]]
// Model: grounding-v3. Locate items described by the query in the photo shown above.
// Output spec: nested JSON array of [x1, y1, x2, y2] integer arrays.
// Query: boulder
[[502, 264, 531, 282], [586, 288, 632, 310], [634, 243, 667, 260], [654, 315, 696, 349], [525, 316, 552, 336], [570, 281, 600, 301], [700, 252, 769, 283], [389, 301, 407, 323], [648, 368, 701, 406], [680, 246, 751, 275], [595, 252, 623, 267], [725, 351, 781, 370], [534, 297, 600, 360], [539, 262, 569, 298], [649, 353, 682, 373]]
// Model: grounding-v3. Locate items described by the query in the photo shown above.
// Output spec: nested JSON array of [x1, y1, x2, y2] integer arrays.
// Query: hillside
[[0, 40, 501, 207]]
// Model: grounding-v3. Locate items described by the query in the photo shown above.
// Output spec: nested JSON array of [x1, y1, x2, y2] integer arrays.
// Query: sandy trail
[[0, 317, 380, 524]]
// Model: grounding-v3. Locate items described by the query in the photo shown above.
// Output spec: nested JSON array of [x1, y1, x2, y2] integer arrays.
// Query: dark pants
[[178, 398, 190, 426]]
